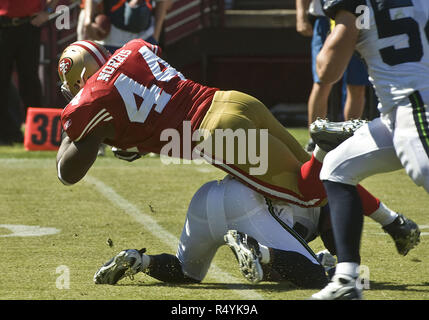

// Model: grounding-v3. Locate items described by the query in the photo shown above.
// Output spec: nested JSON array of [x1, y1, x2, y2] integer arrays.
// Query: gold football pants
[[197, 90, 325, 207]]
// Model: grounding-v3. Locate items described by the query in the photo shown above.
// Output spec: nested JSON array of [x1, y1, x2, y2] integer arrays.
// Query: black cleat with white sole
[[310, 118, 368, 152], [383, 213, 421, 256], [94, 248, 146, 285], [224, 230, 264, 283], [310, 274, 362, 300]]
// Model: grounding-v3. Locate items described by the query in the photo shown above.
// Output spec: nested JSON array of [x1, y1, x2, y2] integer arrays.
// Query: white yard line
[[0, 158, 55, 168], [84, 175, 264, 300], [365, 223, 429, 236]]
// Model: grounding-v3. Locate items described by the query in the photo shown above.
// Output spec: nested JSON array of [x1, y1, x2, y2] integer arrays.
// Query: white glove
[[316, 249, 336, 270]]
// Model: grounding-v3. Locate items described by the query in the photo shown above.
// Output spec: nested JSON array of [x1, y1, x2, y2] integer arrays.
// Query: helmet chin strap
[[80, 67, 87, 87], [61, 69, 73, 102]]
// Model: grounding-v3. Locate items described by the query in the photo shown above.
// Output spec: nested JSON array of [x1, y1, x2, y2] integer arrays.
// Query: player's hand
[[112, 147, 142, 162], [82, 20, 93, 39], [296, 19, 313, 37], [31, 11, 50, 27], [128, 0, 144, 8], [83, 23, 104, 41]]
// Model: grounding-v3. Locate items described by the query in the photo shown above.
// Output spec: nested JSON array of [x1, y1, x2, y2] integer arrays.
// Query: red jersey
[[61, 39, 218, 154], [0, 0, 42, 17]]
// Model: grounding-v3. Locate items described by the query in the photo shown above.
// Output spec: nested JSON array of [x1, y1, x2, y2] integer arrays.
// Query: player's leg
[[0, 25, 21, 144], [307, 82, 334, 127], [310, 117, 420, 256], [343, 85, 366, 120], [305, 80, 332, 152], [94, 181, 220, 285], [144, 180, 235, 283], [302, 115, 417, 241], [222, 177, 329, 288], [171, 181, 227, 282], [357, 183, 420, 256], [342, 53, 369, 120], [306, 16, 333, 151], [76, 8, 86, 41], [197, 90, 327, 207], [142, 253, 200, 283], [168, 177, 324, 286], [312, 117, 403, 299], [94, 248, 147, 284], [224, 229, 329, 288], [320, 118, 402, 184], [320, 119, 401, 256], [319, 192, 420, 257], [14, 23, 42, 113], [93, 248, 199, 285]]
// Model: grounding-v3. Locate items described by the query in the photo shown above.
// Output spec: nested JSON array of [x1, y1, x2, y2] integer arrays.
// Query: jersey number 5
[[114, 46, 185, 124], [371, 0, 429, 66]]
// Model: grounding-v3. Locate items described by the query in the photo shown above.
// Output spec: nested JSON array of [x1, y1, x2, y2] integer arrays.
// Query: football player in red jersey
[[53, 39, 415, 233], [57, 39, 336, 208], [57, 40, 420, 288]]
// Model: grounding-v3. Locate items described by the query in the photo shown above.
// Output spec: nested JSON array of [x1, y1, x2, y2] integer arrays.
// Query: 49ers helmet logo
[[58, 57, 73, 75]]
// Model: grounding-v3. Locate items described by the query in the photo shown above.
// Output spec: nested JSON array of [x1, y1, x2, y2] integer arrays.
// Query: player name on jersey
[[97, 50, 132, 82]]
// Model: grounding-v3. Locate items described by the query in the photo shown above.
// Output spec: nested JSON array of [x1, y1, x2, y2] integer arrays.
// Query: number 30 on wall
[[24, 108, 63, 151]]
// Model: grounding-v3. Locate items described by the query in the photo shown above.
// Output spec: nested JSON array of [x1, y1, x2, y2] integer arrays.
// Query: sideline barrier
[[24, 108, 63, 151]]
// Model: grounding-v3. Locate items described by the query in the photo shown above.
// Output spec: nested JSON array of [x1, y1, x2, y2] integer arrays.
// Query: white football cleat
[[94, 248, 145, 285], [310, 274, 363, 300], [224, 230, 264, 283], [316, 249, 336, 271]]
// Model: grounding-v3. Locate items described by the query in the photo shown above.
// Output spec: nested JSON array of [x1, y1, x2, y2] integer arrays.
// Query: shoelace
[[125, 269, 136, 281], [124, 248, 147, 281]]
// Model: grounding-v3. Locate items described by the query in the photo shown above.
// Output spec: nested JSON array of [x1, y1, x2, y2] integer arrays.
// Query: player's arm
[[83, 0, 94, 34], [152, 0, 173, 42], [83, 0, 103, 39], [316, 9, 359, 84], [296, 0, 313, 37], [56, 123, 115, 185], [30, 0, 60, 26]]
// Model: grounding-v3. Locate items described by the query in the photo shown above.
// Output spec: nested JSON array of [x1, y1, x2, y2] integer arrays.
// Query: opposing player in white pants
[[93, 173, 418, 289], [311, 0, 429, 299], [173, 176, 327, 287], [94, 176, 329, 288]]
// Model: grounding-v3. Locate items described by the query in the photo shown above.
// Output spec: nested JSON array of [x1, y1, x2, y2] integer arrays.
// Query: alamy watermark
[[356, 264, 370, 290], [55, 265, 70, 289], [52, 4, 373, 31], [53, 5, 71, 30], [159, 121, 269, 176], [355, 5, 371, 30]]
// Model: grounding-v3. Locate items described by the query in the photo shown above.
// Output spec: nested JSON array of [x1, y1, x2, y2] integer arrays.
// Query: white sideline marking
[[0, 158, 54, 168], [0, 224, 60, 237], [84, 175, 264, 300]]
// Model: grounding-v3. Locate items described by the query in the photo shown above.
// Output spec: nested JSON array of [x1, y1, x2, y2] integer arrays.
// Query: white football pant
[[321, 92, 429, 192], [176, 176, 320, 281]]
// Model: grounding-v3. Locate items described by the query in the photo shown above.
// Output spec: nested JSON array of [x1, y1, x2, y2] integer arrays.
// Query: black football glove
[[112, 147, 141, 162]]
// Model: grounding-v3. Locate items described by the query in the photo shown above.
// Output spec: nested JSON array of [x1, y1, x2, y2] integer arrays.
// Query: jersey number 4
[[114, 46, 185, 124], [371, 0, 429, 66]]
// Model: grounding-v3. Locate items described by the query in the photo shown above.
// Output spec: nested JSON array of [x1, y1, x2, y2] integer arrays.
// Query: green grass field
[[1, 128, 428, 300]]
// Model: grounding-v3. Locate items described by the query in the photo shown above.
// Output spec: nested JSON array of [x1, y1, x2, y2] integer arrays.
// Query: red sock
[[298, 155, 327, 200], [298, 156, 381, 213], [356, 184, 380, 216]]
